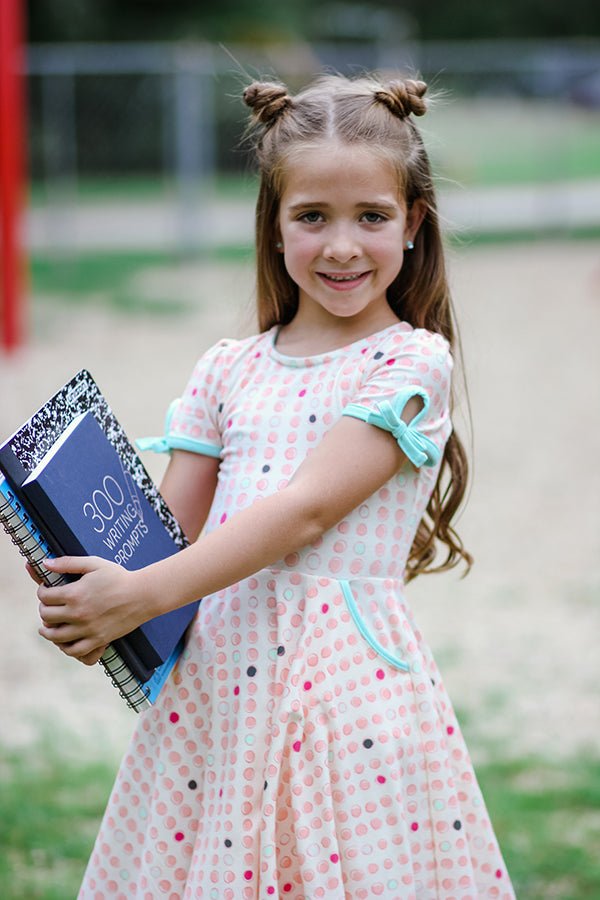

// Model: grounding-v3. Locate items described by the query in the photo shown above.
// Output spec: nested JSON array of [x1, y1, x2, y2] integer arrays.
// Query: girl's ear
[[405, 198, 427, 244]]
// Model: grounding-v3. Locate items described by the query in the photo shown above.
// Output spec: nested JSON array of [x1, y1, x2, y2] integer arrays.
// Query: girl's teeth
[[326, 273, 361, 281]]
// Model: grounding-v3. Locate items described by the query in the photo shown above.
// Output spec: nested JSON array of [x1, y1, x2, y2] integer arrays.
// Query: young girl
[[37, 75, 515, 900]]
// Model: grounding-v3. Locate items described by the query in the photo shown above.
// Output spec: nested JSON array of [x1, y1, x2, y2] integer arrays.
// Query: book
[[0, 369, 199, 711], [0, 472, 180, 710]]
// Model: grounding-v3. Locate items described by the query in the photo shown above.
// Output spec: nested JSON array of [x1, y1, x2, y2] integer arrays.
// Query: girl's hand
[[36, 557, 146, 666]]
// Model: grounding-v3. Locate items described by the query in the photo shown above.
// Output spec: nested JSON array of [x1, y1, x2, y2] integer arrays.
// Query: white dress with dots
[[79, 323, 515, 900]]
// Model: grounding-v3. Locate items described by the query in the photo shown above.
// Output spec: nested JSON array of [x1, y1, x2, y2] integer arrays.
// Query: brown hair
[[243, 74, 472, 580]]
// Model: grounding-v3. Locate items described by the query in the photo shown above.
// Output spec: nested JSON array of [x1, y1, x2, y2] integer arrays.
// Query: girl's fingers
[[42, 555, 103, 576], [25, 562, 43, 585]]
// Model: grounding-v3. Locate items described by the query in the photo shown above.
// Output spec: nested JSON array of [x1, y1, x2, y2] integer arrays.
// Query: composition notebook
[[0, 369, 200, 712]]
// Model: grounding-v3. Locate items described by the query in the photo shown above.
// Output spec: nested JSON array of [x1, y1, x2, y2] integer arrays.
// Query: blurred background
[[1, 2, 600, 898], [23, 0, 600, 257]]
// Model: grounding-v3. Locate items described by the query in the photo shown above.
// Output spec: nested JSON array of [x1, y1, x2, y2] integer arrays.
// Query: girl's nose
[[323, 226, 360, 262]]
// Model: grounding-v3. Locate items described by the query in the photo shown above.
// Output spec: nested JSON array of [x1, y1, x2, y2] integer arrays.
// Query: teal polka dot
[[354, 542, 365, 554], [434, 800, 445, 810], [441, 841, 451, 852], [245, 734, 255, 745], [388, 880, 398, 890], [207, 754, 214, 765], [120, 870, 129, 881], [157, 762, 165, 775], [284, 588, 294, 600], [412, 661, 421, 673], [233, 651, 240, 662], [241, 477, 251, 488]]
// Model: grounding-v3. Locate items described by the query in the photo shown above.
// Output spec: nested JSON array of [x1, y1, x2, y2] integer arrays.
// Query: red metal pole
[[0, 0, 27, 352]]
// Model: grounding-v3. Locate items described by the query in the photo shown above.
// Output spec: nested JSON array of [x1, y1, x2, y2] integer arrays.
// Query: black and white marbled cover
[[3, 369, 188, 551]]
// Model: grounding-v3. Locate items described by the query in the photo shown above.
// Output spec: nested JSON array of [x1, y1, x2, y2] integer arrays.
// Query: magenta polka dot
[[169, 713, 179, 724]]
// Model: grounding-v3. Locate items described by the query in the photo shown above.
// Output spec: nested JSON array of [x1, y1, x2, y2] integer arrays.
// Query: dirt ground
[[1, 239, 599, 765]]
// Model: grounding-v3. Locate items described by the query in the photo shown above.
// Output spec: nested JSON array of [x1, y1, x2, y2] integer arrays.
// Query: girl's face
[[277, 142, 425, 334]]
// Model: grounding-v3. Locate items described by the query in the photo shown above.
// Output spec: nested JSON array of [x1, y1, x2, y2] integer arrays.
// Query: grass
[[1, 743, 599, 900]]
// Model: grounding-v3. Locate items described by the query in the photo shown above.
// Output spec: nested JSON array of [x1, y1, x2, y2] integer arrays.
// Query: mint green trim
[[135, 395, 223, 458], [166, 435, 222, 457], [135, 434, 222, 457], [339, 580, 410, 673], [343, 386, 440, 468]]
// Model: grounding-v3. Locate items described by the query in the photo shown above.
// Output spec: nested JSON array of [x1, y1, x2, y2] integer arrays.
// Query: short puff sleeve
[[136, 340, 235, 458], [342, 327, 453, 468]]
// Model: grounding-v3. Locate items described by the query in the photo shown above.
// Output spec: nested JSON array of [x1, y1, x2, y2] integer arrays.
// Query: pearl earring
[[405, 240, 414, 250], [276, 241, 283, 250]]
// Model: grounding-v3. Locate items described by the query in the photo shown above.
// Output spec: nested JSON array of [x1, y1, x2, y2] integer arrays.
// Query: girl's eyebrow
[[287, 200, 399, 212]]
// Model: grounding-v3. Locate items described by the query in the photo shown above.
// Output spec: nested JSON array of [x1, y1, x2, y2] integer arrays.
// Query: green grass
[[1, 743, 599, 900], [0, 747, 115, 900], [29, 245, 254, 317]]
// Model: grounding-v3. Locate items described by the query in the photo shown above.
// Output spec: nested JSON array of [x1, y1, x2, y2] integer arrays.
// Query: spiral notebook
[[0, 369, 199, 712]]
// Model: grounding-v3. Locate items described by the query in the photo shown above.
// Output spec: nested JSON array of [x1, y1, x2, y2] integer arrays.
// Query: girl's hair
[[243, 73, 472, 581]]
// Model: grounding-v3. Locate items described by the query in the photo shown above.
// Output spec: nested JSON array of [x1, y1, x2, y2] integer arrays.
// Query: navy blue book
[[0, 369, 199, 704], [0, 471, 180, 711], [18, 410, 198, 682]]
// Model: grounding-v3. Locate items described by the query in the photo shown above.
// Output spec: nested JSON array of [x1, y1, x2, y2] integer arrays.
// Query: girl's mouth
[[318, 271, 370, 289]]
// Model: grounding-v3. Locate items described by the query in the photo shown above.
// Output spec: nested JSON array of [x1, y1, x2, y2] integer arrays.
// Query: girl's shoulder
[[193, 330, 274, 372], [364, 321, 452, 368]]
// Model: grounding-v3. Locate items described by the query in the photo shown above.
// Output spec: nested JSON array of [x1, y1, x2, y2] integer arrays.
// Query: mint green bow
[[343, 387, 441, 468]]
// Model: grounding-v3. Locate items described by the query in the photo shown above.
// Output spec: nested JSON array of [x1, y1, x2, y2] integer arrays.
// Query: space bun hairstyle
[[243, 73, 472, 581]]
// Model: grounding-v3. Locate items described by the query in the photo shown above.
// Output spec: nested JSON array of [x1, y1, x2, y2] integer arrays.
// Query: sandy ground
[[1, 239, 599, 766]]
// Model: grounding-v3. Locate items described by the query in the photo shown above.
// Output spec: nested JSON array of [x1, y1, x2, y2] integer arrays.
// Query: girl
[[37, 75, 515, 899]]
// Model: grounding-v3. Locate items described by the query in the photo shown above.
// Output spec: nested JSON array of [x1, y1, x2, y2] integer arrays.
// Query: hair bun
[[243, 81, 293, 125], [374, 79, 428, 118]]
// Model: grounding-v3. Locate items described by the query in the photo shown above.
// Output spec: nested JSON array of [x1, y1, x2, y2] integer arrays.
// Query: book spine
[[0, 476, 150, 713]]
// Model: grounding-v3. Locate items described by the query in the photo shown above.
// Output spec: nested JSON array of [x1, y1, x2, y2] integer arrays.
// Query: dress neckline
[[269, 321, 409, 368]]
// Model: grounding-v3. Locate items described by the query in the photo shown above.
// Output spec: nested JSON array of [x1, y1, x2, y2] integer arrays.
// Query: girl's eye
[[299, 211, 323, 224], [361, 211, 386, 224]]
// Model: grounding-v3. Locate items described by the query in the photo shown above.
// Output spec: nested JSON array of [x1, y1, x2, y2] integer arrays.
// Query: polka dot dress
[[79, 323, 515, 899]]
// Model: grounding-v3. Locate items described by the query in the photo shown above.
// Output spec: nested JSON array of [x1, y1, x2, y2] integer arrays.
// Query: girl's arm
[[159, 448, 220, 543], [37, 399, 419, 662]]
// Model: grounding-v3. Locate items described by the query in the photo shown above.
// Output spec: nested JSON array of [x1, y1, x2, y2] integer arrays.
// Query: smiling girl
[[37, 74, 515, 899]]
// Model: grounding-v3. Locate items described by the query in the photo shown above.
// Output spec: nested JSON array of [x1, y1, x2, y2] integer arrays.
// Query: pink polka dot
[[411, 822, 419, 831], [174, 832, 184, 842], [376, 669, 385, 680], [293, 741, 302, 752], [169, 713, 179, 724], [244, 870, 253, 881]]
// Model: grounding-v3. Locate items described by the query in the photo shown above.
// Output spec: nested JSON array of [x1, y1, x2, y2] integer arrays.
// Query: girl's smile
[[277, 142, 425, 341]]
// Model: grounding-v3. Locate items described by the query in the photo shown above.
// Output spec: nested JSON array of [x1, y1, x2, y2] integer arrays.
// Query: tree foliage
[[26, 0, 600, 43]]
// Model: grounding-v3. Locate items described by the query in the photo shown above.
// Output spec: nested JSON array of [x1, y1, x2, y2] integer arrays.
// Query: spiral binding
[[0, 476, 150, 713]]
